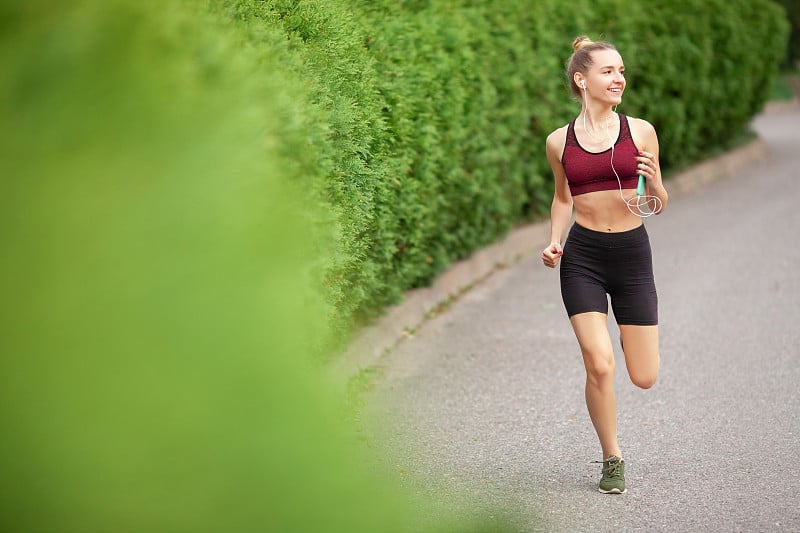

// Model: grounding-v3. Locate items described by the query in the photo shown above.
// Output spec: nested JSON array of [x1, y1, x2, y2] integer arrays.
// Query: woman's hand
[[637, 150, 659, 183], [542, 242, 563, 268]]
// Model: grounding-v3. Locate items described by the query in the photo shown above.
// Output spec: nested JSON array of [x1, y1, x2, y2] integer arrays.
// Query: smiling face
[[579, 49, 626, 105]]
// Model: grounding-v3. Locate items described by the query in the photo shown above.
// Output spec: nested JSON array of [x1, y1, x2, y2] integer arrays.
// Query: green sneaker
[[595, 455, 626, 494]]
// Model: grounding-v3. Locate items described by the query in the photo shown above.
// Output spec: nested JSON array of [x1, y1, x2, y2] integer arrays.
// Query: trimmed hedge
[[232, 0, 787, 339]]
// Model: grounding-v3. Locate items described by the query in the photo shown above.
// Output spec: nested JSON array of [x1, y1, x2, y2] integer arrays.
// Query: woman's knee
[[630, 371, 658, 389], [628, 355, 659, 388], [583, 348, 615, 384]]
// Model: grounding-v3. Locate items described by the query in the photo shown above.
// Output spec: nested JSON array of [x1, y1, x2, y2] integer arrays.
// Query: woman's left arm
[[633, 118, 669, 214]]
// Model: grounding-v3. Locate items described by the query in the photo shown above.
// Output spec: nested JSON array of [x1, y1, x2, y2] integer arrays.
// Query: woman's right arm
[[542, 129, 573, 268]]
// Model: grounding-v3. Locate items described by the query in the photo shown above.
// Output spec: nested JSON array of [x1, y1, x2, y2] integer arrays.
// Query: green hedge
[[233, 0, 787, 339]]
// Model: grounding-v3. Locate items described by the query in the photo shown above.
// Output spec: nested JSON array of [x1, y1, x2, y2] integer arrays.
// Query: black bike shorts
[[559, 223, 658, 325]]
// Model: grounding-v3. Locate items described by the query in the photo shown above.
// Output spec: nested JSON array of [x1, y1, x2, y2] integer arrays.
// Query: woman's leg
[[619, 325, 659, 389], [570, 311, 621, 460]]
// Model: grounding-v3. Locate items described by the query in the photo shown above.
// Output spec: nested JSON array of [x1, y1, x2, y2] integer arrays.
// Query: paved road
[[362, 107, 800, 532]]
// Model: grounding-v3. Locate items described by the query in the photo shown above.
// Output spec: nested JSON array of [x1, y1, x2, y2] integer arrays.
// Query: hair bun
[[573, 36, 593, 51]]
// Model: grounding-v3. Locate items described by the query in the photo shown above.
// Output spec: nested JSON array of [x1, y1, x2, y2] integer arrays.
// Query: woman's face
[[582, 49, 626, 105]]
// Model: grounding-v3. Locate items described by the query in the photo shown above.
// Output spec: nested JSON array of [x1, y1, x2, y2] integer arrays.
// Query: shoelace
[[592, 458, 623, 477]]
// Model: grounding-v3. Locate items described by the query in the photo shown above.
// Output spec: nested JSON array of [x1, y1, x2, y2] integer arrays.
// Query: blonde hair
[[566, 36, 618, 97]]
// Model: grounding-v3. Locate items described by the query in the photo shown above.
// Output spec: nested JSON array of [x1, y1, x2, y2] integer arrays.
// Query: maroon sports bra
[[562, 113, 640, 196]]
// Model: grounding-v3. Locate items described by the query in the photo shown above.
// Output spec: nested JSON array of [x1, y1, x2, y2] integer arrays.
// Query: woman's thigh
[[570, 312, 615, 377], [619, 324, 659, 389]]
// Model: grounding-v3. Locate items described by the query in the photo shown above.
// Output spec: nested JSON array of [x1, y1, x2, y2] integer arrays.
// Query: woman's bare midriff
[[573, 188, 644, 233]]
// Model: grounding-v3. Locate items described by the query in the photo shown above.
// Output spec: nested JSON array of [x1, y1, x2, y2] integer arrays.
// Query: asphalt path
[[362, 107, 800, 532]]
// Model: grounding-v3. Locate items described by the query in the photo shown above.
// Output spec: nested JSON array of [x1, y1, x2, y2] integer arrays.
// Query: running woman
[[541, 35, 669, 494]]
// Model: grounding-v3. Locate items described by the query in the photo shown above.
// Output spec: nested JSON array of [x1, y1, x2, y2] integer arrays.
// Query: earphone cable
[[582, 88, 661, 217]]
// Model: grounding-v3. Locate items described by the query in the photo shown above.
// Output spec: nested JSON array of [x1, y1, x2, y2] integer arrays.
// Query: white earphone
[[580, 80, 586, 88]]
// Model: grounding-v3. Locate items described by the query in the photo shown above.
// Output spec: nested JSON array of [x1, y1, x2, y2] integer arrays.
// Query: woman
[[541, 36, 669, 494]]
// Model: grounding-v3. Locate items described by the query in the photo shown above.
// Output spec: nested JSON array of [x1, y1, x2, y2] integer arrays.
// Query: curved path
[[363, 107, 800, 532]]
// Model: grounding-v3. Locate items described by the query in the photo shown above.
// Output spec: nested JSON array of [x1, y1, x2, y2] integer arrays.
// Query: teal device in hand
[[637, 175, 646, 196]]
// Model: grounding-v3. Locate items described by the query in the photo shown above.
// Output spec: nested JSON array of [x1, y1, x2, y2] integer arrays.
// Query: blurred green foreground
[[0, 2, 509, 531]]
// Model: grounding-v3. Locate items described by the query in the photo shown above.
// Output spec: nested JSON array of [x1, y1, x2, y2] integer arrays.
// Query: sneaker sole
[[598, 487, 627, 494]]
